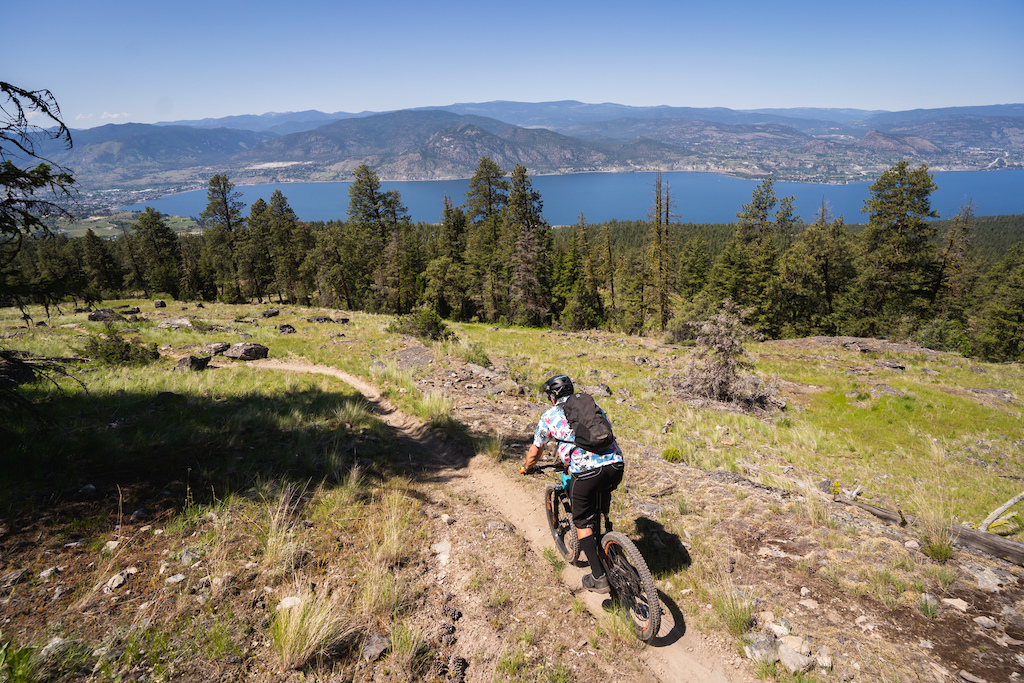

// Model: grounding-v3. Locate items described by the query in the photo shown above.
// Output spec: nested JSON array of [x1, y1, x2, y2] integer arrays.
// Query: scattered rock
[[968, 388, 1015, 402], [88, 309, 122, 322], [278, 324, 296, 334], [872, 384, 905, 397], [875, 359, 906, 373], [1, 568, 28, 588], [582, 383, 612, 397], [166, 574, 186, 585], [959, 670, 987, 683], [224, 343, 269, 360], [361, 632, 389, 661], [174, 355, 211, 372], [973, 616, 999, 629], [157, 317, 194, 330], [277, 596, 302, 611], [39, 567, 61, 580], [744, 635, 779, 664], [942, 598, 970, 612], [105, 573, 127, 592], [181, 549, 202, 566], [123, 307, 141, 315], [201, 342, 231, 355], [261, 308, 280, 318], [432, 539, 451, 566], [779, 643, 814, 673], [154, 300, 166, 308]]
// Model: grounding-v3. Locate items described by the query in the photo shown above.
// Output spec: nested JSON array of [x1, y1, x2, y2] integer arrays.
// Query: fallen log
[[836, 498, 1024, 566], [951, 525, 1024, 566]]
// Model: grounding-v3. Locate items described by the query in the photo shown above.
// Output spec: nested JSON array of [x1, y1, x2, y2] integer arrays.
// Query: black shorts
[[569, 461, 624, 532]]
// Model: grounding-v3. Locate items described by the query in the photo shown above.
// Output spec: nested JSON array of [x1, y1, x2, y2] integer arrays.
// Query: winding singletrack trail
[[248, 358, 754, 683]]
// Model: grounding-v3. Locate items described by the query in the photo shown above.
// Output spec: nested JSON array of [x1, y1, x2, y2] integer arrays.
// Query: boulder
[[778, 643, 814, 673], [201, 342, 231, 355], [88, 309, 122, 322], [154, 300, 167, 308], [261, 308, 280, 318], [306, 316, 333, 324], [278, 324, 296, 334], [157, 317, 193, 330], [123, 307, 141, 315], [582, 383, 613, 397], [224, 343, 269, 361], [173, 356, 211, 373]]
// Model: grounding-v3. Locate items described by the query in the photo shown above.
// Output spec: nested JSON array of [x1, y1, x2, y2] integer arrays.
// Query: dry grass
[[270, 581, 358, 669]]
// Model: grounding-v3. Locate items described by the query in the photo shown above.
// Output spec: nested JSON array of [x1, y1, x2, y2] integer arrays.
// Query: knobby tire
[[545, 485, 580, 564], [601, 531, 661, 643]]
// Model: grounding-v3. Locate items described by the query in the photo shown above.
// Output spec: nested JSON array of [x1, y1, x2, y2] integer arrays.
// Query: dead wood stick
[[979, 490, 1024, 533]]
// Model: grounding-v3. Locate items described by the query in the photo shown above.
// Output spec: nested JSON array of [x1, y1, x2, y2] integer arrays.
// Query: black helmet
[[543, 374, 574, 400]]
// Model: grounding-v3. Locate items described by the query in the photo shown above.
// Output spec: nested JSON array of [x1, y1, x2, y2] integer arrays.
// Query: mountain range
[[37, 101, 1024, 196]]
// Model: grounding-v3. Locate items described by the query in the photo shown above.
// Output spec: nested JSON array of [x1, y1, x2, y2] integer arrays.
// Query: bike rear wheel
[[601, 531, 661, 643], [545, 485, 580, 563]]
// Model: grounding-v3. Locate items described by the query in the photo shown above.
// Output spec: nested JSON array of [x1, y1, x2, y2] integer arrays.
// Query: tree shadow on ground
[[0, 375, 474, 525]]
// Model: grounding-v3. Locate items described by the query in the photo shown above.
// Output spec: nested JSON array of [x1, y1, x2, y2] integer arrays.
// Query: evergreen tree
[[676, 237, 709, 299], [239, 198, 274, 302], [931, 201, 976, 318], [647, 173, 676, 331], [773, 201, 855, 336], [199, 174, 245, 302], [463, 157, 509, 322], [852, 161, 939, 334], [705, 178, 798, 335], [506, 165, 551, 326], [177, 234, 218, 301], [972, 243, 1024, 361], [347, 165, 415, 313], [80, 228, 123, 298], [131, 207, 182, 298]]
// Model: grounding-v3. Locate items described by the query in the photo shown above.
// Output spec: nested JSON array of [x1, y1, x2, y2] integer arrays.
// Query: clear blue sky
[[7, 0, 1024, 129]]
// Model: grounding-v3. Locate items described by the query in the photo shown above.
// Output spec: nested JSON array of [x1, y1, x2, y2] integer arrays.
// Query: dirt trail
[[249, 358, 754, 683]]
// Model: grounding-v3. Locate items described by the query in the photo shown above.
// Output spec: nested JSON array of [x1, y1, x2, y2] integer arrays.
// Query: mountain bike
[[536, 462, 661, 642]]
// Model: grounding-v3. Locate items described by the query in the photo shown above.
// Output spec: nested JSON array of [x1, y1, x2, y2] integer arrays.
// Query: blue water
[[123, 169, 1024, 226]]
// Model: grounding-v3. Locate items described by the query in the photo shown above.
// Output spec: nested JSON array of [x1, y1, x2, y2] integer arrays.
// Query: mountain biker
[[521, 374, 624, 593]]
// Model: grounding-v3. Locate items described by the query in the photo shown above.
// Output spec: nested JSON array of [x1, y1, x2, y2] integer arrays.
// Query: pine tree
[[464, 157, 510, 322], [131, 207, 182, 299], [506, 165, 551, 326], [81, 228, 124, 298], [199, 174, 245, 302], [240, 198, 275, 302], [852, 161, 939, 334]]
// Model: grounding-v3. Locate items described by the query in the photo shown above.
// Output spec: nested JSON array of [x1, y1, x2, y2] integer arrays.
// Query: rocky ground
[[1, 329, 1023, 682]]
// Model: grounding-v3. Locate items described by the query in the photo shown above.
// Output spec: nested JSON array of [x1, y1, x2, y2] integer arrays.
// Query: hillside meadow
[[1, 299, 1023, 681]]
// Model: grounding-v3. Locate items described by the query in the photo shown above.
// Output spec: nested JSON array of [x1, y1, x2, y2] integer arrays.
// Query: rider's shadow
[[631, 516, 691, 647], [632, 516, 691, 574]]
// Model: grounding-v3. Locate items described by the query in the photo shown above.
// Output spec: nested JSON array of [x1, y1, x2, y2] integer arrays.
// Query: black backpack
[[558, 393, 615, 452]]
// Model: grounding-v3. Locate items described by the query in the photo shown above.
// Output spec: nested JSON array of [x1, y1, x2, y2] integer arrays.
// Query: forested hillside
[[4, 158, 1024, 361]]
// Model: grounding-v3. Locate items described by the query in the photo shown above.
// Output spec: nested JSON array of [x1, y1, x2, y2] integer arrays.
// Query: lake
[[124, 169, 1024, 226]]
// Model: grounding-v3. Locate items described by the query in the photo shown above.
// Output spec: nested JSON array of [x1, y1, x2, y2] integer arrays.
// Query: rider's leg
[[570, 470, 607, 582]]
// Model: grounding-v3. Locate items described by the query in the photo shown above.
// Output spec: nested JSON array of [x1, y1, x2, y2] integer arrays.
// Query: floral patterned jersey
[[532, 397, 623, 475]]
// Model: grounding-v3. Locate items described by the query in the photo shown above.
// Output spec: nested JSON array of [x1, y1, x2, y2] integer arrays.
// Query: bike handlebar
[[522, 462, 567, 475]]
